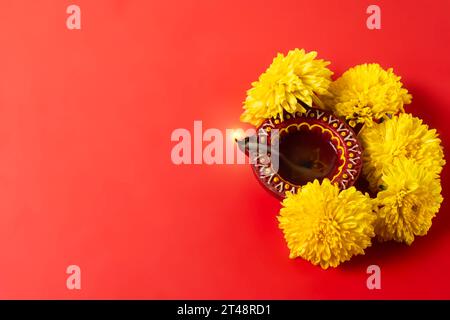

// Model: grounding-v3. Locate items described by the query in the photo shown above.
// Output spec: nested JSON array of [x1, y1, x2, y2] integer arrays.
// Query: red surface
[[0, 0, 449, 299]]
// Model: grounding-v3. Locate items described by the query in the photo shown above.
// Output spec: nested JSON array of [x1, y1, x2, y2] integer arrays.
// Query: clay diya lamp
[[237, 107, 363, 199]]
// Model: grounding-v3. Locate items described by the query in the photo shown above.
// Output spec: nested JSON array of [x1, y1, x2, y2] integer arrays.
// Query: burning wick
[[232, 129, 246, 142]]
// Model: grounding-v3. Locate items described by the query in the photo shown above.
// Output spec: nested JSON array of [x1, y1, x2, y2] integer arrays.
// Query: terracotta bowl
[[239, 107, 363, 199]]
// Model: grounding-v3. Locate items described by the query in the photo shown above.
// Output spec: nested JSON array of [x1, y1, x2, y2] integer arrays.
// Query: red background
[[0, 0, 449, 299]]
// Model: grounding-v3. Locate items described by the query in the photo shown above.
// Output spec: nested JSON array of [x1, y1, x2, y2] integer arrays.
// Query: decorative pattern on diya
[[240, 107, 362, 199]]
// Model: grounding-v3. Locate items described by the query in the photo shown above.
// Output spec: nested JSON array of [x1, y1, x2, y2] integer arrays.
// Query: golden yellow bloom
[[374, 158, 443, 245], [278, 179, 375, 269], [360, 113, 445, 191], [325, 63, 412, 126], [240, 48, 333, 126]]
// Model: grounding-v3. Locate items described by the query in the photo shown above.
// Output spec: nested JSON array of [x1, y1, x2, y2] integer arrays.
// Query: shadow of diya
[[237, 107, 363, 199]]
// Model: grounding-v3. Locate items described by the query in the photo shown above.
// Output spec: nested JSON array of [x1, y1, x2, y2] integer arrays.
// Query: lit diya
[[237, 107, 362, 199]]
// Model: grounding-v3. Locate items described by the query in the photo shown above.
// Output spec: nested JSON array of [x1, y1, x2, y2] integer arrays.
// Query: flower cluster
[[360, 113, 445, 191], [373, 158, 443, 245], [324, 63, 412, 127], [240, 49, 445, 269], [240, 48, 333, 126], [279, 179, 375, 269]]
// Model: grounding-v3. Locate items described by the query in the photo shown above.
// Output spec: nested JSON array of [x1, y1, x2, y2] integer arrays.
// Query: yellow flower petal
[[241, 48, 333, 126], [360, 113, 445, 191], [278, 179, 375, 269], [374, 158, 443, 245], [324, 63, 412, 126]]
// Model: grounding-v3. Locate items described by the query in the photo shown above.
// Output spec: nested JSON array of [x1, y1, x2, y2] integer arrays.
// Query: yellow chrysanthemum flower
[[240, 48, 333, 126], [374, 158, 443, 245], [325, 63, 412, 126], [360, 113, 445, 191], [278, 179, 375, 269]]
